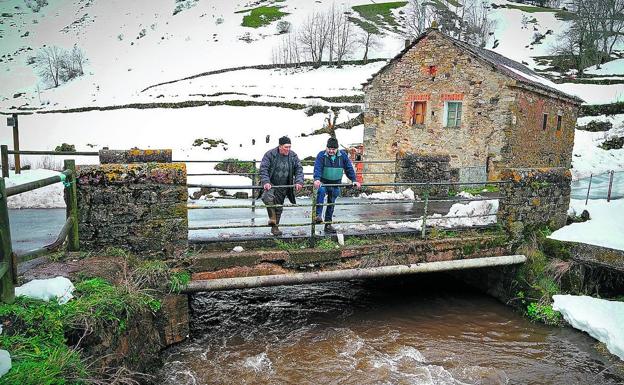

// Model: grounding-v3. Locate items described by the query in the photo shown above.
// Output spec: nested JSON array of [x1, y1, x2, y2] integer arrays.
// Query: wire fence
[[571, 170, 624, 202]]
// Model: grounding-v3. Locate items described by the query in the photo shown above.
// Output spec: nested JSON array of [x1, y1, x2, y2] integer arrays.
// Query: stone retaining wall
[[498, 167, 571, 238], [397, 153, 451, 196], [76, 162, 188, 255]]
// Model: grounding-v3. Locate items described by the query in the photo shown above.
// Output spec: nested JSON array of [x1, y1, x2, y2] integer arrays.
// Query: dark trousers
[[316, 186, 340, 222], [262, 187, 287, 223]]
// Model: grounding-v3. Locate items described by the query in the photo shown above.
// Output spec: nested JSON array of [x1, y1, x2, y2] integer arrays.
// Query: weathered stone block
[[76, 162, 188, 256], [99, 149, 172, 164]]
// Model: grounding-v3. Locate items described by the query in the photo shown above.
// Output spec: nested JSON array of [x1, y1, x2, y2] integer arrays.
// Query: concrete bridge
[[3, 148, 574, 297]]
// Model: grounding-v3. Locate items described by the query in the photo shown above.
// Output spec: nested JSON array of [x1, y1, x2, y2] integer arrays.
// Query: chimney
[[404, 39, 411, 49]]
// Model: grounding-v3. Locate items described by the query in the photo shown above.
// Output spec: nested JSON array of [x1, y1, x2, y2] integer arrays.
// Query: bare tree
[[35, 46, 63, 87], [34, 44, 87, 88], [299, 11, 331, 64], [404, 0, 434, 38], [357, 30, 382, 63], [462, 0, 496, 47], [271, 29, 301, 66], [332, 6, 357, 65]]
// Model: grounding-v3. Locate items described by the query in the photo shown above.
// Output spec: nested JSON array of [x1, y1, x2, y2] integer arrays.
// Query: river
[[157, 275, 624, 385], [7, 209, 623, 384]]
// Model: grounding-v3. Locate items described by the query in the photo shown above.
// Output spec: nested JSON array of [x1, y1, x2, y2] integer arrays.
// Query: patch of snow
[[549, 199, 624, 251], [359, 188, 416, 200], [553, 295, 624, 361], [232, 246, 244, 252], [3, 169, 65, 209], [585, 59, 624, 76], [0, 350, 11, 379], [15, 276, 75, 305], [343, 199, 498, 232]]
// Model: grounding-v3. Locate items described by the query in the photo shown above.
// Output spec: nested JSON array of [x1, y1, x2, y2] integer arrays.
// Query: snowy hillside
[[1, 0, 623, 185]]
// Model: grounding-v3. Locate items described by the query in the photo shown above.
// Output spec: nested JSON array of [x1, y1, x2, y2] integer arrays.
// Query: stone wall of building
[[76, 162, 188, 255], [363, 30, 514, 187], [397, 153, 451, 196], [502, 87, 578, 171], [497, 167, 572, 238]]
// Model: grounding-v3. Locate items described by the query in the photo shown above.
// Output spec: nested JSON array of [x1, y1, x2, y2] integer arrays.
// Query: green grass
[[347, 16, 380, 35], [169, 271, 191, 293], [0, 278, 160, 384], [352, 1, 407, 31], [449, 184, 499, 196], [236, 5, 289, 28], [316, 238, 340, 250]]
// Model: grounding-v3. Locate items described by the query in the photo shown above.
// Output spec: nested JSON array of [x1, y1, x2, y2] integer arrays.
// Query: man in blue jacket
[[313, 137, 361, 233]]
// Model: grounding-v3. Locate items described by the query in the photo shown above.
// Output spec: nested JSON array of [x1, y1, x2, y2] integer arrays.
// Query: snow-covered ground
[[553, 295, 624, 361], [572, 114, 624, 179], [549, 199, 624, 251], [4, 169, 64, 209]]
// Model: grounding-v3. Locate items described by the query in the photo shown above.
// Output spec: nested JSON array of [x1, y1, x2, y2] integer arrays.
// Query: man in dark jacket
[[259, 136, 304, 236], [313, 137, 360, 233]]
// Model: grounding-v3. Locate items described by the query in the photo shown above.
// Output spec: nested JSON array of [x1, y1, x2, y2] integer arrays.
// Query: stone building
[[362, 28, 583, 186]]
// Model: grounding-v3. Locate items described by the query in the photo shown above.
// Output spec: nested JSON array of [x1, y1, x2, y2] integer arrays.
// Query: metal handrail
[[188, 213, 497, 231], [188, 171, 397, 176], [175, 159, 397, 164], [187, 181, 509, 189], [188, 196, 502, 210]]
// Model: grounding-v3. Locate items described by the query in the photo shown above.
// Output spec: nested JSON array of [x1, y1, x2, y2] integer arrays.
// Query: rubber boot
[[271, 211, 283, 236]]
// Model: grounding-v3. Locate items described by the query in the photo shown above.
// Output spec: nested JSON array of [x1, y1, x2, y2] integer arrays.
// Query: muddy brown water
[[157, 274, 624, 385]]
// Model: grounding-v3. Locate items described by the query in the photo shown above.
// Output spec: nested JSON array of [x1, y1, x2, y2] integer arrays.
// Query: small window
[[445, 101, 462, 127], [542, 113, 548, 130], [557, 115, 562, 131], [410, 101, 426, 125]]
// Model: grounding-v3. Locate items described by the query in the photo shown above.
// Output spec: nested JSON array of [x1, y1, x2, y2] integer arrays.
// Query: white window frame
[[444, 101, 463, 128]]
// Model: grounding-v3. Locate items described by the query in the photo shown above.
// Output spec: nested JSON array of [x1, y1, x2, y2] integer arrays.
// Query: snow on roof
[[363, 29, 584, 104]]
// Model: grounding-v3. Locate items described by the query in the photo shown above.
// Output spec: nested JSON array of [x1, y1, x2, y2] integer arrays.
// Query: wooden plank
[[12, 113, 20, 174], [1, 144, 8, 178], [0, 178, 15, 303]]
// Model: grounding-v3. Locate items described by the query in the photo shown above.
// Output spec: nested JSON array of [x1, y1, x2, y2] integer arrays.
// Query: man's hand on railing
[[313, 180, 321, 189], [295, 183, 303, 192], [353, 181, 362, 189], [264, 183, 272, 191]]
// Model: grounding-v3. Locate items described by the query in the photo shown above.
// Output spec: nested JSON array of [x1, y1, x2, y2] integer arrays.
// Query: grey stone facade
[[76, 162, 188, 256], [397, 153, 451, 196], [497, 167, 572, 237], [362, 29, 582, 187]]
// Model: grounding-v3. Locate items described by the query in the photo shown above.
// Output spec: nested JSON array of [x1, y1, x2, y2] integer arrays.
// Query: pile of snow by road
[[3, 169, 65, 209], [359, 188, 416, 200], [341, 198, 498, 232], [549, 199, 624, 251], [553, 295, 624, 361]]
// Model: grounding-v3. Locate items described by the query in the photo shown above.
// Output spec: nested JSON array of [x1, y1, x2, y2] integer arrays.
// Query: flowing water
[[157, 275, 624, 385]]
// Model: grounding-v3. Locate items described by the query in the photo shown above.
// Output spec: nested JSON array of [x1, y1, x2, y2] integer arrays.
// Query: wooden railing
[[0, 160, 79, 303]]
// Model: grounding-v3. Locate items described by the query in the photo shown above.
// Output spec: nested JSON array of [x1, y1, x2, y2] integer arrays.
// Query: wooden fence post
[[12, 113, 20, 174], [64, 160, 79, 251], [0, 178, 16, 303], [1, 144, 8, 178]]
